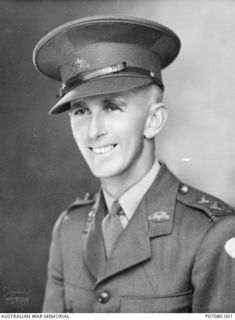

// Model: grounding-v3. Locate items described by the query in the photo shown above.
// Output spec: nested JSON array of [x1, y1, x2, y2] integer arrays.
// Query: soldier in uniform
[[33, 15, 235, 313]]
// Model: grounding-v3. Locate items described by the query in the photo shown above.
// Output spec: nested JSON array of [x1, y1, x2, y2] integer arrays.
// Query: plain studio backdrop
[[1, 0, 235, 312]]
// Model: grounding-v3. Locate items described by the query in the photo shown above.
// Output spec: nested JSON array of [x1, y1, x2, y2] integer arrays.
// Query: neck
[[101, 147, 159, 198]]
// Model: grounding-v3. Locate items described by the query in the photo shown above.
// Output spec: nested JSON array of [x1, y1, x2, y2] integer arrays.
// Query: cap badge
[[148, 210, 170, 222], [224, 238, 235, 258], [72, 57, 90, 74]]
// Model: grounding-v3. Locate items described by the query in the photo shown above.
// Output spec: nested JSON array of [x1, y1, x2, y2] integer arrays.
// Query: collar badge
[[210, 201, 222, 211], [198, 195, 210, 204], [148, 210, 170, 222], [72, 57, 90, 74], [87, 210, 96, 222]]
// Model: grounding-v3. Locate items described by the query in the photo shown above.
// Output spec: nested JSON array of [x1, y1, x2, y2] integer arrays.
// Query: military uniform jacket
[[42, 164, 235, 313]]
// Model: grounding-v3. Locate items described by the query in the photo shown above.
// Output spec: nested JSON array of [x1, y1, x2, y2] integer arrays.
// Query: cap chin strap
[[57, 61, 164, 98]]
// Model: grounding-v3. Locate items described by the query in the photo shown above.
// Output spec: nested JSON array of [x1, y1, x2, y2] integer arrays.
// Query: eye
[[71, 106, 90, 116], [103, 101, 123, 112]]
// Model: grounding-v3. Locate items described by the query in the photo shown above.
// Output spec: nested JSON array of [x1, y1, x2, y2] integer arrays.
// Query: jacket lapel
[[82, 190, 107, 280], [97, 195, 151, 283], [146, 163, 179, 238], [96, 163, 180, 284]]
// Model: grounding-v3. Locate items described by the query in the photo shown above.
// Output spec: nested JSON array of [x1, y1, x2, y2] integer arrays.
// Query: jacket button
[[97, 291, 110, 304], [180, 184, 188, 194]]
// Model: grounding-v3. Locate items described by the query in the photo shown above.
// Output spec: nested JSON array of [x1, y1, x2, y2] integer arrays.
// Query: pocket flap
[[121, 291, 193, 313]]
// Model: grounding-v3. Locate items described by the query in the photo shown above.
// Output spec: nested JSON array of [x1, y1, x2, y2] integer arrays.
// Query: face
[[69, 87, 154, 179]]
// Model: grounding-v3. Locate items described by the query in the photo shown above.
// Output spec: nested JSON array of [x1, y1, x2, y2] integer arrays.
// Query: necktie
[[102, 200, 124, 259]]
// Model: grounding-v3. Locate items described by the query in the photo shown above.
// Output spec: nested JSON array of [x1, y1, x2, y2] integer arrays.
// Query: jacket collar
[[146, 162, 179, 238], [102, 159, 161, 221], [82, 163, 179, 283]]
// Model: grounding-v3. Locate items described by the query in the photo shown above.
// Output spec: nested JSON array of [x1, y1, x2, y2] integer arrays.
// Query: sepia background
[[1, 0, 235, 312]]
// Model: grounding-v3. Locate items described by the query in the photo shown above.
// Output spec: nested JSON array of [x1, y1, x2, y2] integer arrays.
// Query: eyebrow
[[70, 96, 127, 110], [70, 100, 87, 109], [103, 97, 127, 106]]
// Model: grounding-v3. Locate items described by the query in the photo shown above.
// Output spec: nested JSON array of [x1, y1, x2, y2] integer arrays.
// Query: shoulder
[[172, 181, 235, 256], [176, 182, 234, 223], [52, 192, 97, 234], [66, 192, 96, 212]]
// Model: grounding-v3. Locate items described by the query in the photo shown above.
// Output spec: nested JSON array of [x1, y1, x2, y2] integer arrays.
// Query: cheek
[[118, 109, 146, 131], [117, 120, 146, 159], [70, 119, 87, 147], [124, 115, 147, 140]]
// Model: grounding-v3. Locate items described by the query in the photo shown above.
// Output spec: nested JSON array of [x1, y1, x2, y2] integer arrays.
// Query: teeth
[[92, 144, 116, 154]]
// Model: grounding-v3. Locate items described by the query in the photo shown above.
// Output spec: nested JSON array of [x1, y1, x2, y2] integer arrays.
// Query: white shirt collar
[[102, 160, 160, 221]]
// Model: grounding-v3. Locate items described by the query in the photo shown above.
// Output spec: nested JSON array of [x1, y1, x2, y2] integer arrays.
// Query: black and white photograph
[[1, 0, 235, 314]]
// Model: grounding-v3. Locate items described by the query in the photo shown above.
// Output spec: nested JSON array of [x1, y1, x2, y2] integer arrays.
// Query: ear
[[144, 102, 168, 139]]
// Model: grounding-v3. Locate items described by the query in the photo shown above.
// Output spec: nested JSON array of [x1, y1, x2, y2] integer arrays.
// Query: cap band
[[57, 61, 164, 98]]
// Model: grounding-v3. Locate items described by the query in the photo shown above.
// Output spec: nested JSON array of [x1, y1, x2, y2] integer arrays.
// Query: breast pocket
[[120, 291, 193, 313]]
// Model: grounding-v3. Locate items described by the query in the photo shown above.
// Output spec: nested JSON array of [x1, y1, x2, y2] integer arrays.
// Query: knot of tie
[[109, 200, 125, 216], [102, 200, 124, 258]]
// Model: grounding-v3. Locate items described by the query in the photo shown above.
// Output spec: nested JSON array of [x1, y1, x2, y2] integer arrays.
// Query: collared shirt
[[102, 160, 161, 228]]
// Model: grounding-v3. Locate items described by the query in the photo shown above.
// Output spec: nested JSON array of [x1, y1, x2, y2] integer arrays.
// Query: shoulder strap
[[177, 183, 234, 222], [66, 192, 96, 213]]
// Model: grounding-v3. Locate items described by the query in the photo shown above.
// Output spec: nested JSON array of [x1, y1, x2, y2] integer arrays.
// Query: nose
[[88, 112, 106, 140]]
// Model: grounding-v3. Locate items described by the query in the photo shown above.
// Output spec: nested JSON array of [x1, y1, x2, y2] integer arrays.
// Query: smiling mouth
[[89, 144, 118, 154]]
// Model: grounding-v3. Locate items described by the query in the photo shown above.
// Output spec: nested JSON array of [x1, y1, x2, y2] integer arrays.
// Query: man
[[33, 15, 235, 313]]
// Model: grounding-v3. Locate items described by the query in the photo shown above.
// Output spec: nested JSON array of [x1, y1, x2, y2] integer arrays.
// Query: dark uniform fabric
[[42, 164, 235, 313]]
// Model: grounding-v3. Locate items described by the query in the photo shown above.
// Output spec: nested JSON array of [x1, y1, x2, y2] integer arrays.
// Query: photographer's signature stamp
[[2, 287, 31, 306]]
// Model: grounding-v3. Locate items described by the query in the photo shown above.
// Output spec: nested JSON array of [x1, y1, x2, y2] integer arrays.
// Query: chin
[[90, 169, 117, 179], [89, 164, 124, 179]]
